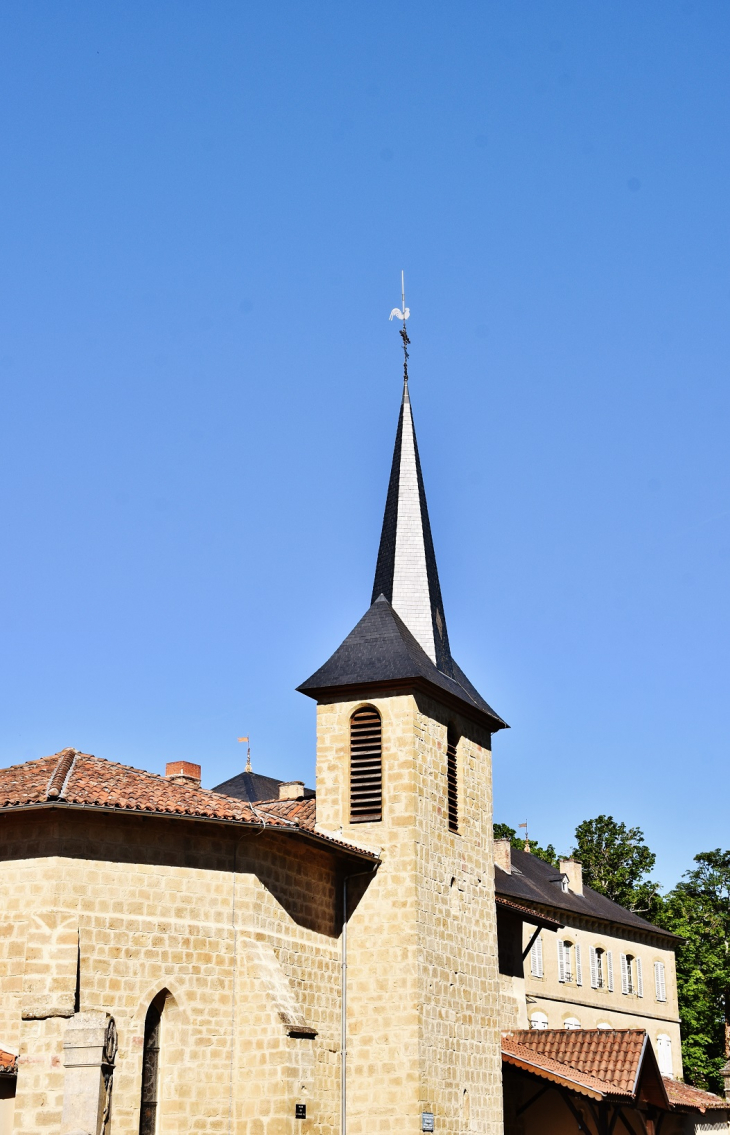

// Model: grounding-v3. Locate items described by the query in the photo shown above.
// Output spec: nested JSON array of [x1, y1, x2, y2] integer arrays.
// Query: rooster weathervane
[[389, 270, 411, 384]]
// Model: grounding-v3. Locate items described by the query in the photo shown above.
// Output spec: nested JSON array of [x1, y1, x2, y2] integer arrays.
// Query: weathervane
[[389, 270, 411, 384]]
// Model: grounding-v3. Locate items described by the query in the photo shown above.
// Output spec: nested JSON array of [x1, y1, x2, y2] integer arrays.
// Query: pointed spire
[[372, 379, 453, 675]]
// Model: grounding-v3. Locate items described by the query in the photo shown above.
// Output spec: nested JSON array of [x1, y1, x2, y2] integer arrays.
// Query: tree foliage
[[656, 850, 730, 1092], [493, 822, 559, 868], [570, 814, 662, 918]]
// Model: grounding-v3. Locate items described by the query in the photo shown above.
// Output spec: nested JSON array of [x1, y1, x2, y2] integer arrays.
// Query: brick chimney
[[559, 858, 583, 896], [721, 1060, 730, 1102], [494, 839, 512, 874], [279, 781, 305, 801], [165, 761, 201, 787]]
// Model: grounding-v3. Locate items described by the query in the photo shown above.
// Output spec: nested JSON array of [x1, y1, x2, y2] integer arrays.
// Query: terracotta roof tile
[[0, 1049, 17, 1074], [495, 895, 563, 930], [506, 1030, 646, 1096], [663, 1078, 728, 1113], [257, 797, 317, 829], [0, 751, 377, 861], [501, 1035, 621, 1099]]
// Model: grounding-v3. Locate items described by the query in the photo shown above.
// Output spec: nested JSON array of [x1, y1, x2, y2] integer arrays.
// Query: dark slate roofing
[[211, 770, 314, 804], [371, 380, 453, 675], [495, 848, 680, 942], [298, 594, 507, 732]]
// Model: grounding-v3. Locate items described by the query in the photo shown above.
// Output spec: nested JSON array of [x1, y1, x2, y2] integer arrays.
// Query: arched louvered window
[[350, 706, 382, 823], [139, 991, 166, 1135], [447, 727, 459, 832]]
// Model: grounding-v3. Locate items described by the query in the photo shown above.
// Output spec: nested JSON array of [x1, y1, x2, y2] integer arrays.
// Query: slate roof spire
[[372, 376, 452, 675]]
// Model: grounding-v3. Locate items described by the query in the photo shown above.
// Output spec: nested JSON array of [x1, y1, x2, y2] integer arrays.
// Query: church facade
[[0, 375, 508, 1135], [0, 371, 725, 1135]]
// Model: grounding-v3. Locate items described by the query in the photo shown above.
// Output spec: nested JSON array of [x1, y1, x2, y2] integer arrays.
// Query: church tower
[[299, 374, 508, 1135]]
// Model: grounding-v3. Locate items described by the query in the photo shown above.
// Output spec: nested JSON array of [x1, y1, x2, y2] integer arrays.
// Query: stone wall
[[0, 809, 346, 1135]]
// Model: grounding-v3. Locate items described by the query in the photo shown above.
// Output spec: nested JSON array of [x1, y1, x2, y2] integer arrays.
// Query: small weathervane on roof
[[238, 735, 252, 774], [519, 820, 530, 853], [389, 271, 411, 384]]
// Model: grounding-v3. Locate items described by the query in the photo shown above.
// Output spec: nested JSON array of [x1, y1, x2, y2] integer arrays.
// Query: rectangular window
[[621, 954, 635, 995], [606, 951, 614, 992], [530, 936, 543, 978], [558, 940, 569, 983], [654, 961, 667, 1002]]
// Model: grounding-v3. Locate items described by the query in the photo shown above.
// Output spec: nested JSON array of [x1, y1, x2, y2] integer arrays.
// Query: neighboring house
[[496, 841, 729, 1134], [495, 841, 682, 1077]]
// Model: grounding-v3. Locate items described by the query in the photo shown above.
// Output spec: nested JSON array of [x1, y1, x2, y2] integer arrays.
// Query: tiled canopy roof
[[0, 750, 377, 861], [508, 1029, 647, 1095], [496, 848, 681, 942], [662, 1078, 728, 1113], [503, 1029, 669, 1109], [502, 1034, 622, 1100]]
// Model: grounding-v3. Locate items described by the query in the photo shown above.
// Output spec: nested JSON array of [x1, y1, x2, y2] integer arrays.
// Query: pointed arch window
[[139, 991, 166, 1135], [447, 727, 459, 833], [350, 706, 382, 822]]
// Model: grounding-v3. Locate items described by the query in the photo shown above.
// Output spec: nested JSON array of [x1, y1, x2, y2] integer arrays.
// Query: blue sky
[[0, 2, 728, 888]]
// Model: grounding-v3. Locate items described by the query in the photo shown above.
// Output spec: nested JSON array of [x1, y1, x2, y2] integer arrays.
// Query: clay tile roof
[[0, 752, 377, 861], [0, 1049, 17, 1074], [257, 797, 317, 829], [495, 895, 563, 930], [501, 1035, 619, 1100], [663, 1078, 728, 1113], [505, 1030, 647, 1097]]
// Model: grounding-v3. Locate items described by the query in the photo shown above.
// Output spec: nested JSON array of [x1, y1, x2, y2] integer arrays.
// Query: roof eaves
[[0, 801, 381, 863]]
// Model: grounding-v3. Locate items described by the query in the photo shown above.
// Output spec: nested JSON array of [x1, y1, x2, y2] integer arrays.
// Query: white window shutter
[[654, 961, 666, 1002], [636, 957, 643, 997], [620, 953, 629, 994], [606, 950, 614, 992], [531, 936, 543, 979], [589, 947, 598, 988], [557, 940, 566, 983], [575, 943, 583, 986]]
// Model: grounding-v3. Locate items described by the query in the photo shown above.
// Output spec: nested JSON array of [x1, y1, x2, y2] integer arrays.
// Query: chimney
[[720, 1060, 730, 1102], [165, 761, 201, 787], [494, 839, 512, 874], [559, 858, 583, 896], [279, 781, 305, 801]]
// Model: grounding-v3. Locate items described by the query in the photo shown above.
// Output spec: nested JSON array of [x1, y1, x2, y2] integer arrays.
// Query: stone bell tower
[[298, 376, 508, 1135]]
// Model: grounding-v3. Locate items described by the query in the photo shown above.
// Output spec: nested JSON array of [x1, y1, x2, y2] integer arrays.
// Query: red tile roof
[[0, 750, 378, 861], [257, 797, 317, 829], [507, 1028, 647, 1096], [495, 895, 563, 930], [0, 1049, 17, 1074], [663, 1078, 728, 1113], [502, 1035, 621, 1100]]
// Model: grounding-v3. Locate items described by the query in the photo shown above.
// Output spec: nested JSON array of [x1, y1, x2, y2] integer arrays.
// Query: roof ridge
[[46, 749, 78, 800]]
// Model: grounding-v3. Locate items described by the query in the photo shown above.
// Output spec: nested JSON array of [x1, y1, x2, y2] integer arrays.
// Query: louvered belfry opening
[[350, 706, 382, 823], [447, 727, 459, 832]]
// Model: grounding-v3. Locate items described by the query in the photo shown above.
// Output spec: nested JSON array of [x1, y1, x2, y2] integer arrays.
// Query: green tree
[[570, 815, 661, 918], [657, 850, 730, 1092], [493, 822, 559, 868]]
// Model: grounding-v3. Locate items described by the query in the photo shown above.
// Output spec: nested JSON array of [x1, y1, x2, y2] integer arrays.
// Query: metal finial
[[388, 270, 411, 385]]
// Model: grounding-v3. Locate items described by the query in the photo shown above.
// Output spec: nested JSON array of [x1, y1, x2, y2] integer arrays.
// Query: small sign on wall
[[295, 1105, 306, 1120], [422, 1112, 435, 1132]]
